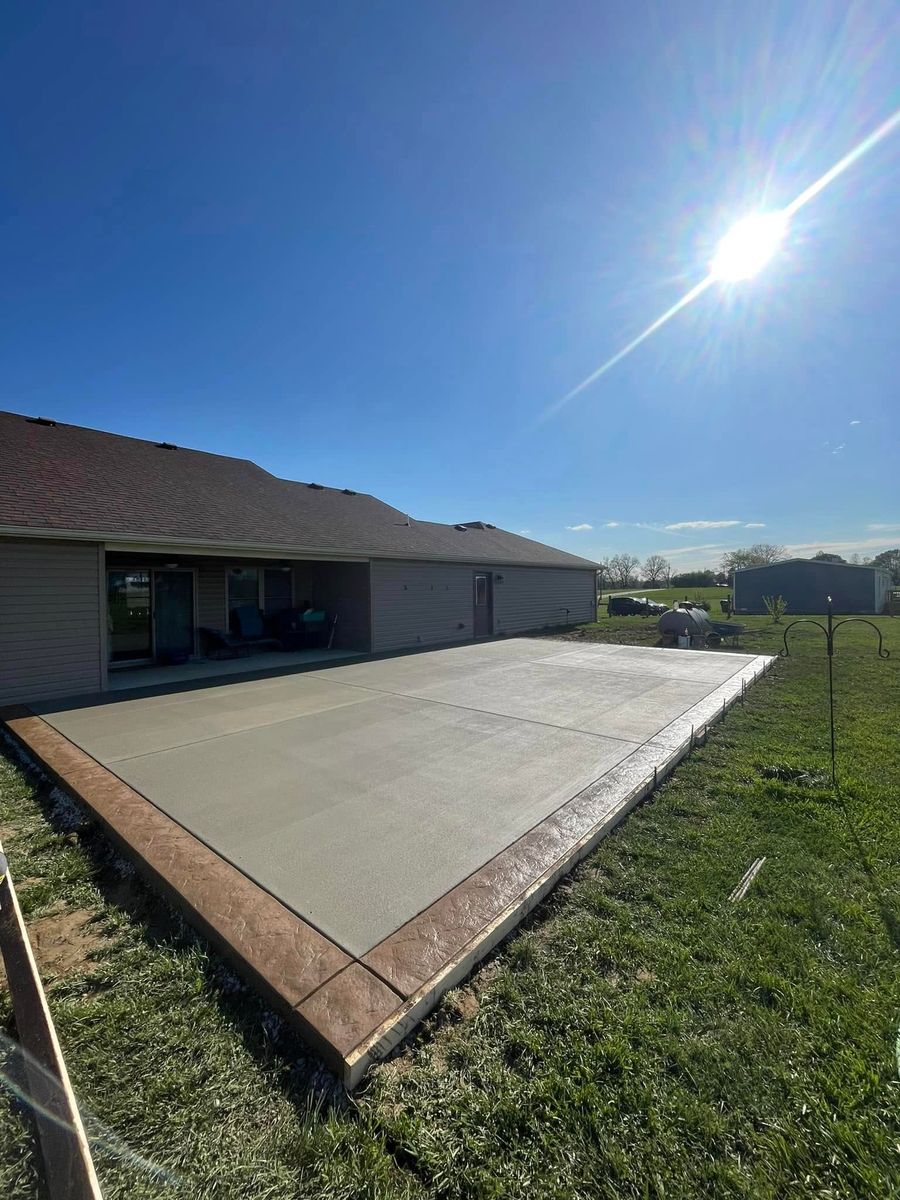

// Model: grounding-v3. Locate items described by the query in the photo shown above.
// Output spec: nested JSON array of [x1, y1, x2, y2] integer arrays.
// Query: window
[[264, 568, 292, 616], [475, 574, 488, 606], [228, 568, 259, 616]]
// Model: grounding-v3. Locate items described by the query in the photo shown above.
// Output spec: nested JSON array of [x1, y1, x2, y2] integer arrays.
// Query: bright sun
[[711, 211, 787, 282]]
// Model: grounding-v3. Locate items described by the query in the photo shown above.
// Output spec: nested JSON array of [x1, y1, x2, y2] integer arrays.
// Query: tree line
[[597, 544, 900, 592]]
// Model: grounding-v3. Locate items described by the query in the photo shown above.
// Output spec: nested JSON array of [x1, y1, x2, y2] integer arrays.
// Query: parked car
[[607, 596, 668, 617]]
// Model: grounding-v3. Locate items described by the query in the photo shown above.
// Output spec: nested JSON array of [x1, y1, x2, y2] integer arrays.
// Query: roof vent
[[454, 524, 468, 532], [156, 441, 178, 450], [307, 482, 325, 490], [460, 521, 496, 531], [341, 488, 358, 496], [26, 416, 57, 427]]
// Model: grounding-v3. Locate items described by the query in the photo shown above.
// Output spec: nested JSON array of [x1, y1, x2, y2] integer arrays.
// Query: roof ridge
[[0, 409, 600, 568], [0, 408, 266, 471]]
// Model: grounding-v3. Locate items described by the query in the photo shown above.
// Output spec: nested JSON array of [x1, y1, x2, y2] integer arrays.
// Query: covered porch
[[105, 550, 372, 687]]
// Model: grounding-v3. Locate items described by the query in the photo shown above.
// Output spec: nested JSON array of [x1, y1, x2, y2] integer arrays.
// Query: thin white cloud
[[784, 537, 898, 556], [866, 523, 899, 531], [599, 520, 676, 534], [565, 523, 593, 532], [518, 528, 532, 535], [849, 419, 861, 425], [745, 522, 766, 529], [643, 535, 897, 572], [832, 444, 845, 454], [659, 543, 726, 557], [664, 519, 742, 531]]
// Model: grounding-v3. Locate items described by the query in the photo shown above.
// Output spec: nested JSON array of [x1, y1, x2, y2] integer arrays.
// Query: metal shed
[[733, 558, 892, 615]]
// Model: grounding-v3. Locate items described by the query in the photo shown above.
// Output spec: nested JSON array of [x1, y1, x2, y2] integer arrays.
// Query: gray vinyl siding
[[371, 561, 475, 652], [494, 567, 596, 634], [371, 560, 596, 652], [0, 538, 103, 703], [197, 563, 227, 628]]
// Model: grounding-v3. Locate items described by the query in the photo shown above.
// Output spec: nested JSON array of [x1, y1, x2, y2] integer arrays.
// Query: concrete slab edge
[[0, 710, 391, 1080], [1, 651, 774, 1090], [342, 651, 774, 1086]]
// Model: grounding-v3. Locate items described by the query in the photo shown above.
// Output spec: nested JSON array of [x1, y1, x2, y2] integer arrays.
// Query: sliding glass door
[[107, 571, 152, 662], [107, 568, 196, 665]]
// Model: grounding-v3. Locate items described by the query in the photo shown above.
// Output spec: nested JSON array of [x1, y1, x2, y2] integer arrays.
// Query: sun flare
[[542, 107, 900, 422], [711, 211, 788, 282]]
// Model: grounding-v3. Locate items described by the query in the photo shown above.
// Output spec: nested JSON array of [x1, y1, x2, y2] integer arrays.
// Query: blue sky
[[2, 1, 898, 569]]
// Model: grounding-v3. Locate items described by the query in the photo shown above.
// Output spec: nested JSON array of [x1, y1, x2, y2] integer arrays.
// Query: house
[[0, 411, 598, 704], [733, 557, 892, 615]]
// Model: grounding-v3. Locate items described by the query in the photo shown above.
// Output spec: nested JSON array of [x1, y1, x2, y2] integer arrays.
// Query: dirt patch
[[26, 905, 110, 981], [449, 988, 480, 1020], [472, 958, 500, 993]]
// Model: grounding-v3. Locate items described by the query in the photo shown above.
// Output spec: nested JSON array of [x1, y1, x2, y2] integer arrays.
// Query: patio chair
[[230, 606, 283, 650]]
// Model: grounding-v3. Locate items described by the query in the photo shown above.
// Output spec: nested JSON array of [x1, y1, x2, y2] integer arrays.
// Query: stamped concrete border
[[0, 707, 400, 1080], [0, 652, 773, 1088]]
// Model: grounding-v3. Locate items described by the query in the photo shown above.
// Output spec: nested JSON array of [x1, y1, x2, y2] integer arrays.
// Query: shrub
[[763, 594, 788, 623], [690, 591, 712, 611], [671, 570, 716, 588]]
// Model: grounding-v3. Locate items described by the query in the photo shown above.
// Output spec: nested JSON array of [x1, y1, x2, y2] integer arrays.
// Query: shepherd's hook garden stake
[[779, 596, 889, 788]]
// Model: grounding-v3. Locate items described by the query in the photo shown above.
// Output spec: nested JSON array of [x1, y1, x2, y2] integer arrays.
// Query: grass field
[[2, 612, 898, 1198]]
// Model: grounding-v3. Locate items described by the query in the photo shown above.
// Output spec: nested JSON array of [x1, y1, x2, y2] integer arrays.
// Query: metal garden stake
[[779, 595, 889, 788]]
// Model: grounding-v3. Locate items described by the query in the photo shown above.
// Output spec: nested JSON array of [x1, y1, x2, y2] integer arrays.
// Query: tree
[[720, 542, 786, 582], [595, 556, 614, 596], [643, 554, 671, 586], [812, 551, 846, 564], [609, 553, 640, 589], [872, 548, 900, 584], [671, 569, 716, 589]]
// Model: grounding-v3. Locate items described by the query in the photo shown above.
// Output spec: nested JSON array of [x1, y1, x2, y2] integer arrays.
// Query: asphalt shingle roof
[[0, 411, 597, 569]]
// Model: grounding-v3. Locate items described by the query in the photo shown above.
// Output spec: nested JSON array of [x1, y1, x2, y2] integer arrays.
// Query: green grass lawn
[[2, 614, 899, 1198]]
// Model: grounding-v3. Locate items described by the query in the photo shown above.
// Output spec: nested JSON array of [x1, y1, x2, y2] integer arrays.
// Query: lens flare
[[538, 106, 900, 423], [710, 212, 788, 282]]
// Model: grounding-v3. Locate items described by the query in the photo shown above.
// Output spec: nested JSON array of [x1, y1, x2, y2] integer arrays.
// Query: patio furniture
[[230, 605, 283, 649], [301, 609, 328, 648], [272, 608, 307, 651], [198, 627, 255, 660]]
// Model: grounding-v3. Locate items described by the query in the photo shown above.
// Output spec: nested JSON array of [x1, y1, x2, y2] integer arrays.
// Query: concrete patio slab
[[5, 637, 773, 1085], [95, 695, 638, 955]]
